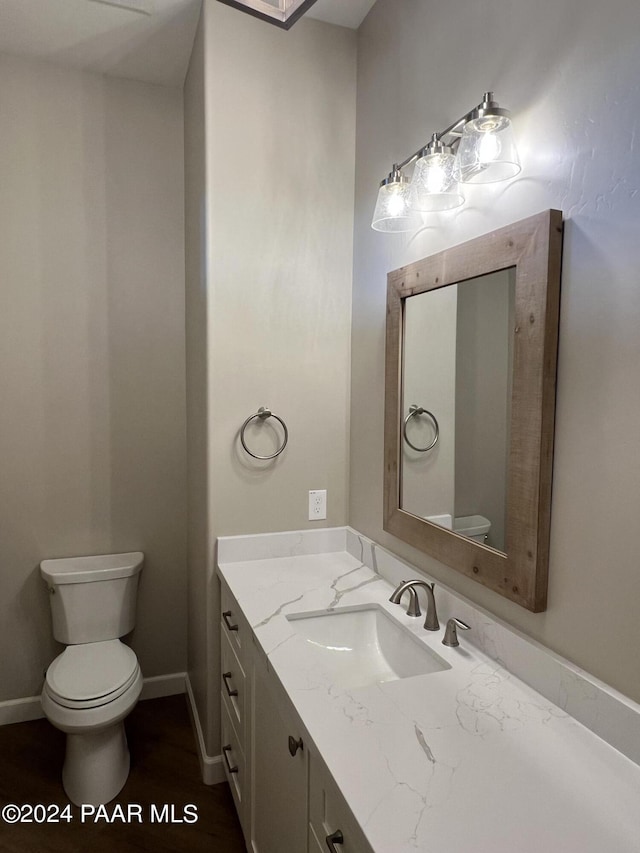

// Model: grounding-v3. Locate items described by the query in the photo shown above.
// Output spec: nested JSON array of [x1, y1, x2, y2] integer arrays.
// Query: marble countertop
[[217, 530, 640, 853]]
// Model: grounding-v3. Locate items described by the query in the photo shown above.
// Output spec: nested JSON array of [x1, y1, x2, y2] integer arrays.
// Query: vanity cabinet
[[220, 581, 372, 853]]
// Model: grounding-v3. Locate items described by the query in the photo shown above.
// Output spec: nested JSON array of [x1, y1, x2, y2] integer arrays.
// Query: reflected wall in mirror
[[384, 210, 563, 612], [401, 269, 515, 553]]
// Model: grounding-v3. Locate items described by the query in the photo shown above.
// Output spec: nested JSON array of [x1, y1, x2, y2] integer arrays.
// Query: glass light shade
[[456, 115, 521, 184], [409, 151, 464, 212], [371, 178, 423, 232]]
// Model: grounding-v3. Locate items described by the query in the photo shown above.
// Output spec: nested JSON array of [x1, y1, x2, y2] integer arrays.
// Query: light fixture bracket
[[379, 165, 410, 188], [420, 133, 454, 159], [470, 92, 511, 123]]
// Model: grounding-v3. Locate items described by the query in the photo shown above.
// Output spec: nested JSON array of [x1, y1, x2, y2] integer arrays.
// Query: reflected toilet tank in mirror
[[384, 210, 563, 612], [401, 269, 516, 553]]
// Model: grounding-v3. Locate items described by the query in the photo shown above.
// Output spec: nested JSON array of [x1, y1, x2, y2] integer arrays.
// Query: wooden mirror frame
[[384, 210, 563, 612]]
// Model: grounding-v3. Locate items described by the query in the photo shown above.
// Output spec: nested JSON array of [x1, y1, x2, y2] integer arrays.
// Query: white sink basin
[[286, 605, 450, 689]]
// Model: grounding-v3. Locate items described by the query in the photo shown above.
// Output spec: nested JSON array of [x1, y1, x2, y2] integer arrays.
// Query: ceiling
[[308, 0, 376, 30], [0, 0, 376, 87]]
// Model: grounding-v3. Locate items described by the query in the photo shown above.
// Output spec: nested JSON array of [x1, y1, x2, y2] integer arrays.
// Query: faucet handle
[[442, 617, 470, 647]]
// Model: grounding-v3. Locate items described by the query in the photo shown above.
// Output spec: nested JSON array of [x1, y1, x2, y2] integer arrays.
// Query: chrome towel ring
[[403, 404, 439, 453], [240, 406, 289, 460]]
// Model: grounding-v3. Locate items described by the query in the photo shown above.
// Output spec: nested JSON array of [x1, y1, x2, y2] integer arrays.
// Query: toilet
[[40, 552, 144, 806]]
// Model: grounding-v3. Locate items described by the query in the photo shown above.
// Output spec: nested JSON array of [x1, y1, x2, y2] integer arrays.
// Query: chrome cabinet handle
[[288, 735, 303, 757], [223, 610, 238, 632], [222, 671, 238, 698], [222, 744, 238, 774], [326, 829, 344, 850]]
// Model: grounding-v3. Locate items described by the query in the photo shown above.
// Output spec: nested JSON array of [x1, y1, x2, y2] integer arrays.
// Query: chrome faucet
[[389, 580, 439, 631]]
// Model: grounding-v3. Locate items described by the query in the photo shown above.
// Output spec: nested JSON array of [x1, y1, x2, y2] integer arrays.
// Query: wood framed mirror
[[383, 210, 563, 612]]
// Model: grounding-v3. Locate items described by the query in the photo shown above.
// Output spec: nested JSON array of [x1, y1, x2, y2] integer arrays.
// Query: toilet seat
[[45, 640, 139, 710]]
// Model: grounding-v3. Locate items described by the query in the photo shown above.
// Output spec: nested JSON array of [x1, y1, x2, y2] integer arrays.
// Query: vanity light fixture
[[371, 92, 521, 232]]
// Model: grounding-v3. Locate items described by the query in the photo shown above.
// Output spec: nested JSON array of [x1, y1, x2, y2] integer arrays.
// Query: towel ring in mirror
[[403, 404, 439, 453]]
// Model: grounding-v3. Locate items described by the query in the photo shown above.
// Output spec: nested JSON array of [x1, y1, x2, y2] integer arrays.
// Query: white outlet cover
[[308, 489, 327, 521]]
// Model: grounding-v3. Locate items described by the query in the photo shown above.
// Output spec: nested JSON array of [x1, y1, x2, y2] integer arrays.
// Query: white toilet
[[40, 552, 144, 806]]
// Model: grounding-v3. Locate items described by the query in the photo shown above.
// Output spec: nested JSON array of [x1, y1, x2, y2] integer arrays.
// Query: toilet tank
[[40, 552, 144, 645]]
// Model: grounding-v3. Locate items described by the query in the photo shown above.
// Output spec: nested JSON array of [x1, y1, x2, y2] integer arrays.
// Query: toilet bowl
[[40, 552, 144, 805], [41, 641, 143, 805]]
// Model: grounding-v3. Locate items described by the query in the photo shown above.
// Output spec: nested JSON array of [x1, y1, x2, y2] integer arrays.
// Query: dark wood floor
[[0, 694, 246, 852]]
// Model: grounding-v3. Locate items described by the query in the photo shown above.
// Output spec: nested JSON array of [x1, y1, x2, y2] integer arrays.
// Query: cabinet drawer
[[221, 626, 246, 743], [221, 583, 247, 666], [221, 700, 247, 830], [309, 755, 372, 853]]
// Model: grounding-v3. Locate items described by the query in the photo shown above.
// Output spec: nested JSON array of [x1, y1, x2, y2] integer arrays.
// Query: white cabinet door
[[250, 654, 308, 853]]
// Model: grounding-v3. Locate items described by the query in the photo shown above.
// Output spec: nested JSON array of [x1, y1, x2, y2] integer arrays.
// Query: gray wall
[[350, 0, 640, 703], [401, 287, 457, 523], [455, 270, 513, 551], [0, 55, 187, 701], [184, 13, 210, 747], [185, 1, 357, 755]]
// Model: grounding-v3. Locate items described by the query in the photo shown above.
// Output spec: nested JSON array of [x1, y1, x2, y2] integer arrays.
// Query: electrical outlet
[[308, 489, 327, 521]]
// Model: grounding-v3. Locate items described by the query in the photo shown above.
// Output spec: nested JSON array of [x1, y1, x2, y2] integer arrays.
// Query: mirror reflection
[[401, 268, 516, 552]]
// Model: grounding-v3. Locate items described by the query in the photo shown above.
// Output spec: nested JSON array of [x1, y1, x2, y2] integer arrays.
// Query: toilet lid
[[46, 640, 138, 705]]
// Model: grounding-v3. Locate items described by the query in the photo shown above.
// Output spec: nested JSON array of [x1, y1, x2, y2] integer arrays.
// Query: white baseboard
[[0, 695, 43, 727], [139, 672, 187, 701], [0, 671, 188, 727], [185, 674, 225, 786]]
